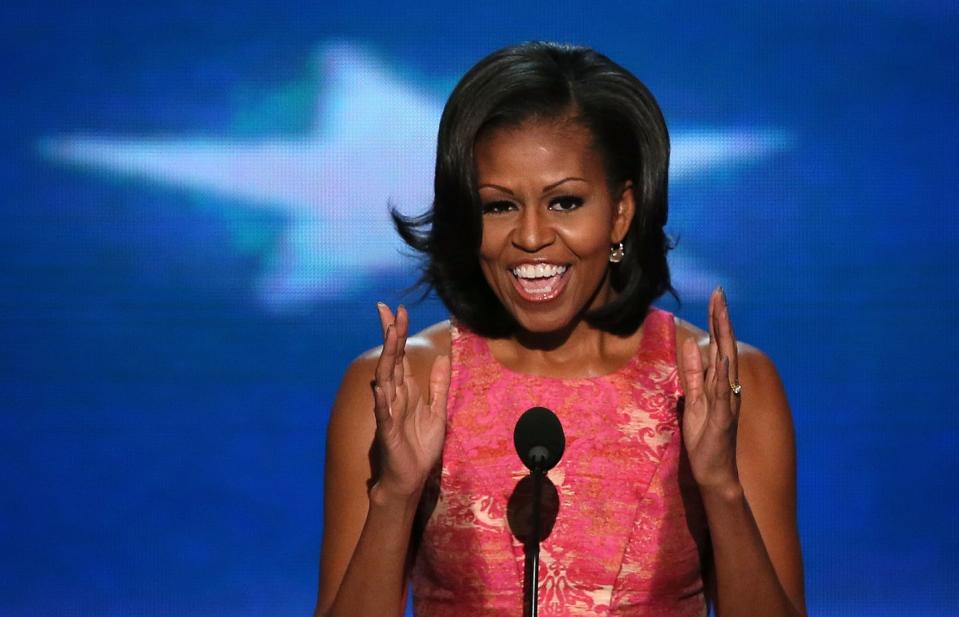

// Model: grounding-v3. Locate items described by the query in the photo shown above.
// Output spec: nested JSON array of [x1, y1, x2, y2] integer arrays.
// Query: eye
[[549, 195, 584, 212], [482, 200, 516, 215]]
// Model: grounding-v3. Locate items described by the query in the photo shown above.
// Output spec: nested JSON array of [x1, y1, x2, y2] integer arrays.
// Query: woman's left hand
[[679, 287, 742, 493]]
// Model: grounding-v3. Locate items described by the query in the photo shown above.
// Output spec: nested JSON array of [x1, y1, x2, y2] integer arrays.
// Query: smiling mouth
[[510, 263, 570, 302]]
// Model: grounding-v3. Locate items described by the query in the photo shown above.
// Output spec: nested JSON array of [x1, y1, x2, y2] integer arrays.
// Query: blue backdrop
[[2, 1, 957, 615]]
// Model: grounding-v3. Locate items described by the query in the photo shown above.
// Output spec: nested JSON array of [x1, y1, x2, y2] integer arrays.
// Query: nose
[[512, 205, 555, 253]]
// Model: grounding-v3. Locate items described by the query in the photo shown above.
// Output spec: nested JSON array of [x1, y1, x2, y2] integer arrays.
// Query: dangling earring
[[609, 242, 625, 263]]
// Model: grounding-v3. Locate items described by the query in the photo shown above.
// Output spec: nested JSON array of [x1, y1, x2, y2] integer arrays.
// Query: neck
[[511, 315, 626, 373], [491, 276, 634, 375], [514, 316, 599, 353], [513, 273, 616, 353]]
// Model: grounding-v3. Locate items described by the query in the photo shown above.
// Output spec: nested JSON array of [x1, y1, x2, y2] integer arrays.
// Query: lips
[[509, 263, 570, 303]]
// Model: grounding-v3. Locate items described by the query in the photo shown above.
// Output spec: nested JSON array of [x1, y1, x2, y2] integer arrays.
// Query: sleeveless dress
[[411, 308, 709, 616]]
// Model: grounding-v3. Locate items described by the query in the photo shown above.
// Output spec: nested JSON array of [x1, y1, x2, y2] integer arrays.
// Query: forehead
[[474, 120, 605, 183]]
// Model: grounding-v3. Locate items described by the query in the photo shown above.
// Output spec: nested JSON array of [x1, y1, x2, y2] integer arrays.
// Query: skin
[[315, 120, 806, 616], [476, 120, 634, 356]]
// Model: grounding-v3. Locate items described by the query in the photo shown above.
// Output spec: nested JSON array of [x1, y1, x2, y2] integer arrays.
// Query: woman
[[316, 42, 805, 616]]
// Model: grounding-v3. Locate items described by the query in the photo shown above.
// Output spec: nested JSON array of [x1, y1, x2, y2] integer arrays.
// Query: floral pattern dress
[[411, 308, 709, 617]]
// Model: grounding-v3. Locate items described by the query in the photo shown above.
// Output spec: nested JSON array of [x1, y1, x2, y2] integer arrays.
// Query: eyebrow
[[478, 177, 588, 195]]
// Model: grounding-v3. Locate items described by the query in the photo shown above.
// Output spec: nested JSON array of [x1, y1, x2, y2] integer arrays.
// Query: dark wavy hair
[[393, 42, 675, 338]]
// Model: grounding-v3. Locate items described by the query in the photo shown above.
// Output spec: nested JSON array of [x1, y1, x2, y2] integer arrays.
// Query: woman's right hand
[[370, 303, 450, 501]]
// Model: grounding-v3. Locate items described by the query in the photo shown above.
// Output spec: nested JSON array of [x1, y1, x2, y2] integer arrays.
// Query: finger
[[697, 335, 711, 373], [392, 375, 409, 421], [714, 289, 739, 385], [724, 354, 741, 416], [375, 324, 398, 401], [400, 355, 414, 403], [371, 383, 393, 424], [429, 354, 451, 418], [387, 340, 410, 421], [705, 320, 719, 400], [707, 288, 721, 384], [405, 365, 421, 410], [377, 302, 395, 340], [394, 305, 409, 386], [719, 306, 739, 390], [680, 337, 705, 402], [705, 335, 717, 381], [711, 355, 734, 426]]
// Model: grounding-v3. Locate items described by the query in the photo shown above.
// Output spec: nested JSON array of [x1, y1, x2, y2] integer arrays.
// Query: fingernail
[[719, 287, 727, 306], [376, 301, 386, 310]]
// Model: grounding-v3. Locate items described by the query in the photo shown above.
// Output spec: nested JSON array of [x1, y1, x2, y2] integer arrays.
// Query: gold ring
[[730, 381, 742, 396]]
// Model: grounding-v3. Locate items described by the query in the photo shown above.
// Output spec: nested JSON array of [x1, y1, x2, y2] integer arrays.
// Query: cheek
[[558, 219, 614, 257], [478, 229, 503, 285], [478, 220, 508, 261]]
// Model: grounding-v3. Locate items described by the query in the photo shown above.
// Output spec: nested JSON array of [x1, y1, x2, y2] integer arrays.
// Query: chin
[[512, 307, 578, 335]]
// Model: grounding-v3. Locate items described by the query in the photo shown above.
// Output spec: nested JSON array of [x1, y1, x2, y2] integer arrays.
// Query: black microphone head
[[513, 406, 565, 472]]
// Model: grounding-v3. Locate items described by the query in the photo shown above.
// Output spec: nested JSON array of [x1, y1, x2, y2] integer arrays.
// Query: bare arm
[[314, 306, 449, 617], [705, 345, 805, 617], [678, 289, 806, 617]]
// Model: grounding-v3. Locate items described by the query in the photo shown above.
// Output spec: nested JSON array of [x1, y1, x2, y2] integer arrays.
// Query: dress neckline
[[469, 309, 664, 382]]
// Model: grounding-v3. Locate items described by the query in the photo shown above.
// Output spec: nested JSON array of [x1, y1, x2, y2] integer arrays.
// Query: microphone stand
[[524, 464, 545, 617], [514, 409, 564, 617]]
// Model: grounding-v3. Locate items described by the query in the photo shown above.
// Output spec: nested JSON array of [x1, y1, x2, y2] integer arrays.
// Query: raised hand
[[679, 287, 742, 492], [370, 303, 450, 500]]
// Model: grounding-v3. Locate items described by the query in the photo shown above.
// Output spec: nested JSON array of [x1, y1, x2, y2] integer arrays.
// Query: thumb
[[680, 337, 705, 402], [428, 354, 451, 418]]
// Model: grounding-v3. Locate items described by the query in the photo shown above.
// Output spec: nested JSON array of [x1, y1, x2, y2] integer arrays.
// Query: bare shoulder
[[674, 316, 708, 350], [674, 313, 797, 486], [408, 319, 452, 364], [674, 316, 780, 382], [323, 318, 451, 471], [674, 314, 794, 455], [400, 319, 450, 387], [325, 316, 451, 466], [346, 319, 450, 380], [350, 319, 450, 360]]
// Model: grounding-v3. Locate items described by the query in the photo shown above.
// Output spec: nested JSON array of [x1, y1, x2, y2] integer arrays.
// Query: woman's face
[[475, 119, 634, 334]]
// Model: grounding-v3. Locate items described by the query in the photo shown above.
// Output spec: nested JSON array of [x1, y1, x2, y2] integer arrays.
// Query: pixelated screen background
[[2, 1, 957, 615]]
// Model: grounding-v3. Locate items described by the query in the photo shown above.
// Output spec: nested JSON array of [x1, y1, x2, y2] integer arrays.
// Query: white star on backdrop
[[39, 42, 790, 312]]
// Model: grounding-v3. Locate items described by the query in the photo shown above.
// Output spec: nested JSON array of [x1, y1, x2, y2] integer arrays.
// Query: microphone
[[513, 406, 565, 472], [513, 406, 564, 617]]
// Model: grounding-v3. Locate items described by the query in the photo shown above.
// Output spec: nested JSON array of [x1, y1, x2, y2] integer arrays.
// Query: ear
[[610, 181, 636, 244]]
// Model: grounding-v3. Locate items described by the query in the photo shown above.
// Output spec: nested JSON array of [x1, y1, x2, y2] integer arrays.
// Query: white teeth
[[511, 264, 568, 279]]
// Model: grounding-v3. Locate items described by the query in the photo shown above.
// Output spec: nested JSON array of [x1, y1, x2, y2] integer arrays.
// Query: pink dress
[[411, 308, 709, 616]]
